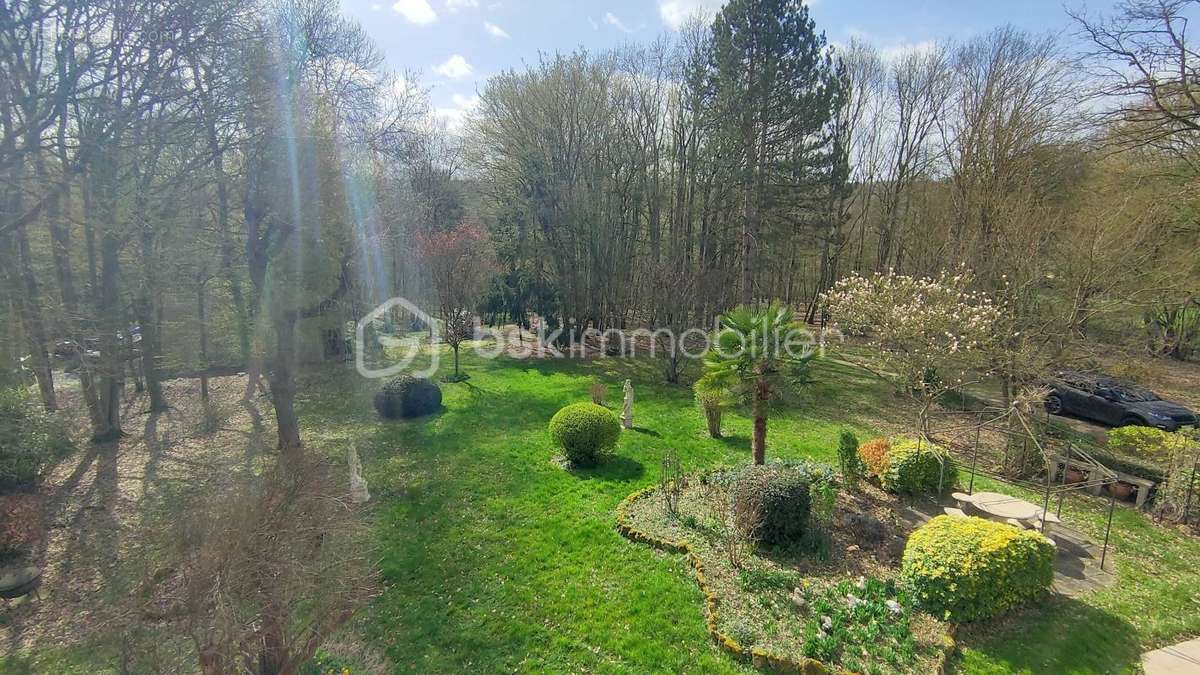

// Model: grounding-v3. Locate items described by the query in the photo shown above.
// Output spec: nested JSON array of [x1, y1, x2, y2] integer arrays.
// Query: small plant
[[722, 618, 758, 648], [196, 401, 228, 436], [880, 438, 957, 496], [736, 566, 800, 592], [857, 437, 891, 478], [902, 515, 1054, 622], [442, 308, 474, 382], [660, 450, 684, 516], [807, 473, 838, 528], [373, 375, 443, 419], [798, 577, 919, 671], [1153, 429, 1200, 523], [701, 479, 762, 569], [837, 429, 865, 488], [589, 381, 607, 406], [548, 402, 621, 467]]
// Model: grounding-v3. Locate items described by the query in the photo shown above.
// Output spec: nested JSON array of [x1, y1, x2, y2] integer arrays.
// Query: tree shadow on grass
[[951, 595, 1142, 674], [716, 434, 750, 450], [569, 455, 645, 483], [629, 426, 660, 437]]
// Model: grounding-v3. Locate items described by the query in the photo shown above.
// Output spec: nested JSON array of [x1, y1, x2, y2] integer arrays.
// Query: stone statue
[[622, 379, 634, 429], [348, 441, 370, 504]]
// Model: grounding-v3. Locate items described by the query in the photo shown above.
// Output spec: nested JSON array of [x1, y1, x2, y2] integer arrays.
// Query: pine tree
[[708, 0, 840, 305]]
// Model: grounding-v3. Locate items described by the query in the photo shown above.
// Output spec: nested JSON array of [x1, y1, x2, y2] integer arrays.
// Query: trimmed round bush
[[880, 438, 957, 496], [902, 515, 1055, 622], [857, 437, 891, 478], [548, 403, 621, 467], [374, 375, 442, 419], [732, 465, 812, 546]]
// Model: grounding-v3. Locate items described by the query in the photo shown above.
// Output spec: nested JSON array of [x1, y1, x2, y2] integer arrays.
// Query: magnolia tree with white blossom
[[823, 270, 1005, 432]]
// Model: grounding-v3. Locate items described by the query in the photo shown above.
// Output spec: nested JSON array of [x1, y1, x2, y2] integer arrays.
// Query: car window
[[1112, 387, 1158, 403]]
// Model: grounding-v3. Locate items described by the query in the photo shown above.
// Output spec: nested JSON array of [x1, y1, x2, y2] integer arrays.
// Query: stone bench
[[1050, 456, 1156, 508]]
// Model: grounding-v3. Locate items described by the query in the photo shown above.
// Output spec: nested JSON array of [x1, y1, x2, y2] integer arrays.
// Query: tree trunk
[[704, 403, 722, 439], [243, 349, 267, 401], [268, 313, 303, 456], [9, 220, 56, 411], [752, 376, 769, 465], [213, 138, 251, 369], [48, 155, 104, 427], [740, 181, 756, 307], [198, 281, 210, 401], [135, 292, 169, 411], [5, 127, 56, 411], [126, 322, 144, 393], [7, 227, 57, 411], [256, 607, 291, 675], [95, 229, 124, 441]]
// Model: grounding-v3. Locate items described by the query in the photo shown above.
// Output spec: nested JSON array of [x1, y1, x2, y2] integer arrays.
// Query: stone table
[[963, 491, 1042, 521]]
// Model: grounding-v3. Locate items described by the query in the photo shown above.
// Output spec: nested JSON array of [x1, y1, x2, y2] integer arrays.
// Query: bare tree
[[1074, 0, 1200, 162]]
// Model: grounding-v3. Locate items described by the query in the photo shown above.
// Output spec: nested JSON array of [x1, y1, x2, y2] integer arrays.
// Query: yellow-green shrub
[[857, 437, 891, 477], [1107, 426, 1189, 459], [881, 439, 957, 496], [901, 515, 1054, 622]]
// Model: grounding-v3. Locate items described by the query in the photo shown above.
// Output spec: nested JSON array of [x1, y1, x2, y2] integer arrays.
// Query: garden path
[[1142, 637, 1200, 674]]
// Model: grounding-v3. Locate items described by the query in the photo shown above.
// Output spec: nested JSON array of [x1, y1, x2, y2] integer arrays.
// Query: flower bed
[[618, 479, 951, 674]]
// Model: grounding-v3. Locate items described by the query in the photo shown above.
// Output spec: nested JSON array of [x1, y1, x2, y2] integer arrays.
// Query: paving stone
[[1142, 638, 1200, 674]]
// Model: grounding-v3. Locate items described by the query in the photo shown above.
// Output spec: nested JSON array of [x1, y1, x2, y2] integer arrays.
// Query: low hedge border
[[615, 486, 961, 673]]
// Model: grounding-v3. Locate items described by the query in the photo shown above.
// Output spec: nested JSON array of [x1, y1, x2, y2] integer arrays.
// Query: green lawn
[[4, 348, 1198, 673], [300, 354, 888, 672], [294, 349, 1200, 674]]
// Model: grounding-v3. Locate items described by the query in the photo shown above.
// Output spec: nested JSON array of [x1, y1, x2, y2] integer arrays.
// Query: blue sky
[[338, 0, 1125, 129]]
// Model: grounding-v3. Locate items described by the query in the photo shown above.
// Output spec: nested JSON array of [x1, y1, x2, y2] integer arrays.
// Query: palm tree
[[701, 304, 815, 464]]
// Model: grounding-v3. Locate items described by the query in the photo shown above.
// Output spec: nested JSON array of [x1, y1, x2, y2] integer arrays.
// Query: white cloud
[[658, 0, 723, 30], [433, 54, 473, 79], [841, 26, 937, 62], [880, 40, 936, 61], [483, 21, 509, 39], [604, 11, 633, 33], [435, 93, 480, 133], [392, 0, 437, 24], [445, 0, 478, 12], [587, 16, 599, 30]]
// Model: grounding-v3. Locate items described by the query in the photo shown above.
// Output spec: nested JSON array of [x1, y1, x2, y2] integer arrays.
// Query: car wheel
[[1044, 394, 1064, 415], [1119, 416, 1144, 427]]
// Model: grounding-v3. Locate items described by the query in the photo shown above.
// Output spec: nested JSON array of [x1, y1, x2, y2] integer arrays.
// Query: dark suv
[[1043, 370, 1197, 431]]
